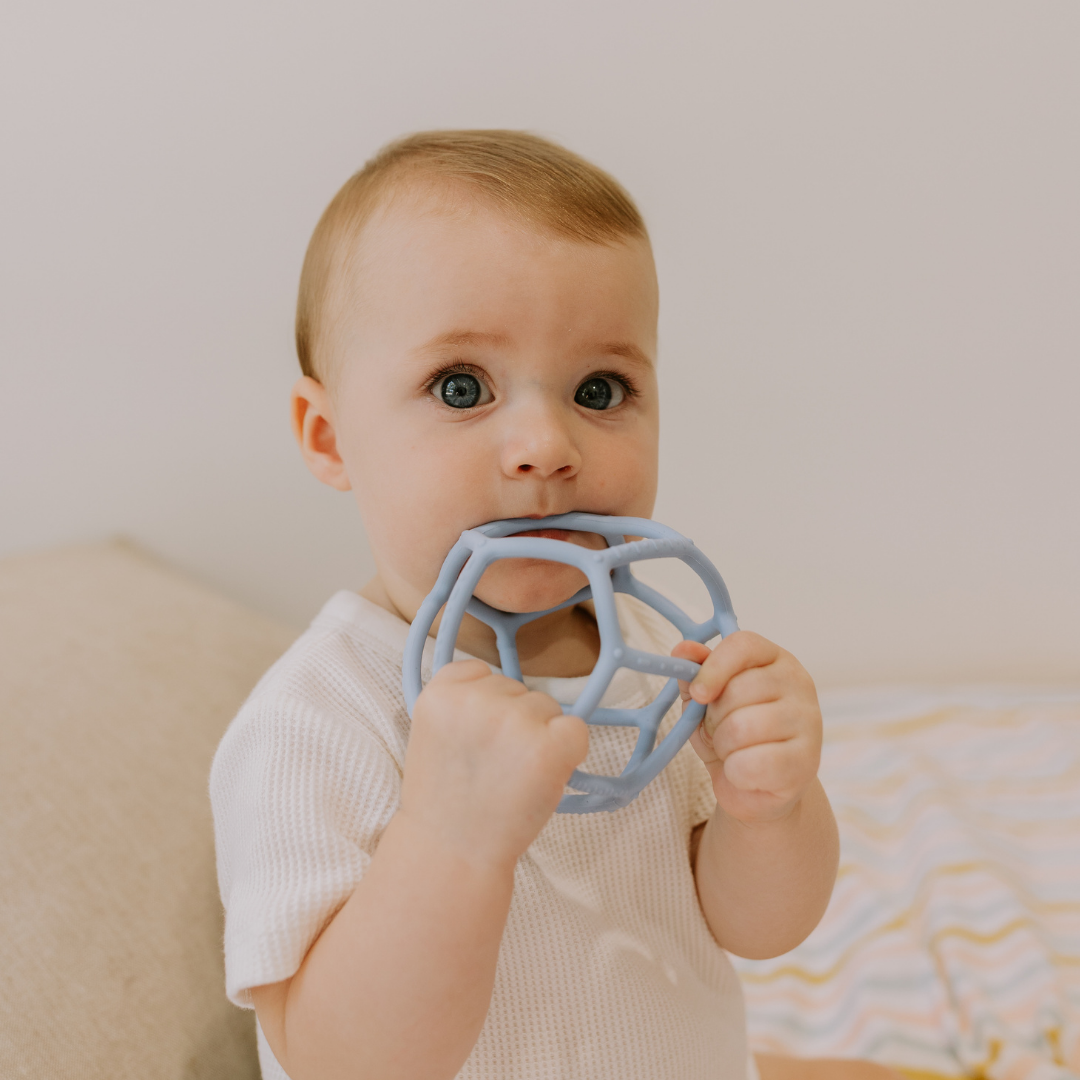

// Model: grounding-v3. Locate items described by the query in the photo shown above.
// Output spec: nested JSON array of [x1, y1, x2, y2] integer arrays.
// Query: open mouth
[[510, 526, 609, 550], [506, 512, 610, 549], [514, 528, 581, 542]]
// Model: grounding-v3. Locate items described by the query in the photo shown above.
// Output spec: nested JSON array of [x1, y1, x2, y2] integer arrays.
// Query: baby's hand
[[672, 632, 822, 826], [402, 660, 589, 872]]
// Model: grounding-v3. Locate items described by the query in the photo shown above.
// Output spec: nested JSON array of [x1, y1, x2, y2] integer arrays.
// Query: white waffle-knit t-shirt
[[210, 590, 754, 1080]]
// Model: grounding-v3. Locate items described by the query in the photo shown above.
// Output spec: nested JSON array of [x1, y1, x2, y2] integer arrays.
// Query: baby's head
[[291, 130, 660, 625]]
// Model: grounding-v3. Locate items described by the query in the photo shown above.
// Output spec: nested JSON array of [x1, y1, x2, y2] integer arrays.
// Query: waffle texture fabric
[[211, 589, 754, 1080]]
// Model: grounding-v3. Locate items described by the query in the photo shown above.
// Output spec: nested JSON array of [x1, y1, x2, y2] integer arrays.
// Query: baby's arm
[[252, 660, 589, 1080], [674, 633, 840, 959]]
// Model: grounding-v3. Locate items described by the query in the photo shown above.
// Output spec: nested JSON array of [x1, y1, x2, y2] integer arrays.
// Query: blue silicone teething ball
[[402, 513, 738, 813]]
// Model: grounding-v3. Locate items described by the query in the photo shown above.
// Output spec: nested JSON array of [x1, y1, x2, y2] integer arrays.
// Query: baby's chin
[[472, 559, 591, 614]]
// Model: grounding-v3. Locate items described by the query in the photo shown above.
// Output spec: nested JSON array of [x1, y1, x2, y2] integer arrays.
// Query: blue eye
[[575, 377, 625, 411], [434, 372, 491, 409]]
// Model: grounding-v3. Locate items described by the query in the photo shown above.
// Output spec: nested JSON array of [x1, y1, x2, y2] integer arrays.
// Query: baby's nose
[[500, 404, 581, 479]]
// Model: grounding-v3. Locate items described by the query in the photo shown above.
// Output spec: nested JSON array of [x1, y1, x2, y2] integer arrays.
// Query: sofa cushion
[[0, 541, 297, 1080]]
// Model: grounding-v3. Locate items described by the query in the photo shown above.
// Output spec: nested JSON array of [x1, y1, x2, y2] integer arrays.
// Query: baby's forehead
[[314, 179, 658, 392], [367, 216, 651, 327], [350, 179, 646, 272], [297, 131, 653, 385]]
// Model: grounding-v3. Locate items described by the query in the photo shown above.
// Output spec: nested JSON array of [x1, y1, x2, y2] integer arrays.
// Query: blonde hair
[[295, 129, 648, 380]]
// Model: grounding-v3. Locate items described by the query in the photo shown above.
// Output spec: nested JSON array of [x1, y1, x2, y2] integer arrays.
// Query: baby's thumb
[[672, 640, 711, 701]]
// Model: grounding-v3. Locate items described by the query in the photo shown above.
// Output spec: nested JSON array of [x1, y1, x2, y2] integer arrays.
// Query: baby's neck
[[507, 603, 601, 679]]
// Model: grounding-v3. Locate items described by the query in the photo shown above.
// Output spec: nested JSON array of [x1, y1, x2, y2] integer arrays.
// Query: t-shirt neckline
[[315, 589, 659, 709]]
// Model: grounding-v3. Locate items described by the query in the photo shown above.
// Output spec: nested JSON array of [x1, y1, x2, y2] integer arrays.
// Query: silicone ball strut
[[402, 514, 739, 814]]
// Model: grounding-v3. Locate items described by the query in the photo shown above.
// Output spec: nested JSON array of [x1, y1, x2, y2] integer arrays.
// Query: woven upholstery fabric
[[0, 541, 296, 1080]]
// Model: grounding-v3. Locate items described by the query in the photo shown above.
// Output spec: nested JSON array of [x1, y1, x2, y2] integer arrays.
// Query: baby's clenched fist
[[401, 660, 589, 872], [673, 632, 822, 826]]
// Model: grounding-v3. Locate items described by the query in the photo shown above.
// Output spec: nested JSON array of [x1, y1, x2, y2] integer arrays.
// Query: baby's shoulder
[[218, 590, 413, 771], [209, 594, 408, 932]]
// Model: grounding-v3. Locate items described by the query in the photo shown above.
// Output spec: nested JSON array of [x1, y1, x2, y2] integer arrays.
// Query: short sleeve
[[210, 693, 402, 1006]]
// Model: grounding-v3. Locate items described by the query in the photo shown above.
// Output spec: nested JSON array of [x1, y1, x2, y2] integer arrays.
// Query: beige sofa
[[0, 542, 296, 1079]]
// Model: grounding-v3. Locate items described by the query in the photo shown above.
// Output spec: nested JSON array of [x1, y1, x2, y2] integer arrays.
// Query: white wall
[[2, 1, 1077, 686]]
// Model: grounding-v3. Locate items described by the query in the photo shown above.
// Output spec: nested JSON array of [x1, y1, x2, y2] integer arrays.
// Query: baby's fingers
[[723, 740, 812, 802], [706, 701, 800, 759], [671, 640, 711, 702], [688, 632, 779, 705]]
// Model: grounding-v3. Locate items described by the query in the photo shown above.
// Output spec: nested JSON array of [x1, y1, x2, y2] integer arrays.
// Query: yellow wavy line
[[837, 805, 1080, 842], [894, 1070, 963, 1080], [825, 705, 1080, 743], [739, 922, 1080, 986], [830, 748, 1080, 802], [837, 809, 1080, 842], [738, 870, 1080, 986], [837, 858, 1080, 921], [967, 1037, 1002, 1080], [1046, 1025, 1065, 1067], [926, 918, 1080, 965], [825, 707, 970, 740], [831, 768, 934, 798], [833, 773, 1080, 839], [827, 759, 1080, 803], [737, 910, 912, 985]]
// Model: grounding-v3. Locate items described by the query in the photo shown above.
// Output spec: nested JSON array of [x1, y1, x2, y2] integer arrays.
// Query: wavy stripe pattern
[[730, 690, 1080, 1080]]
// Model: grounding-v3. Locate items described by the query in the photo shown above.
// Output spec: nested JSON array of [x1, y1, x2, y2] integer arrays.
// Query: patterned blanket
[[731, 688, 1080, 1080]]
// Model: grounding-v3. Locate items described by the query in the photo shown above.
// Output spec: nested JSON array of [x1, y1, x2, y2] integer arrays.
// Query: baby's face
[[326, 185, 660, 619]]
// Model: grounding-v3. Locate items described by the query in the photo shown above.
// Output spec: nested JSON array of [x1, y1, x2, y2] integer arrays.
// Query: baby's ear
[[290, 376, 352, 491]]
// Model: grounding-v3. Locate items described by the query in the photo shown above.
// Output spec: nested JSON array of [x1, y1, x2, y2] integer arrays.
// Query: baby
[[211, 130, 898, 1080]]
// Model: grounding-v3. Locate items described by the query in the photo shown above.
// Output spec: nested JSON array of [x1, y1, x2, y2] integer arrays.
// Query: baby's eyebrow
[[417, 330, 512, 352], [413, 330, 654, 368], [600, 342, 654, 368]]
